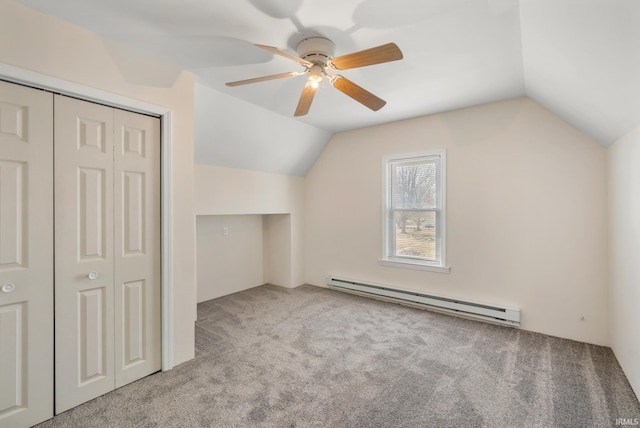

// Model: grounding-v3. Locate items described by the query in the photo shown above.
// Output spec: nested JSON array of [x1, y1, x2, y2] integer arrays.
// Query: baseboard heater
[[326, 276, 520, 327]]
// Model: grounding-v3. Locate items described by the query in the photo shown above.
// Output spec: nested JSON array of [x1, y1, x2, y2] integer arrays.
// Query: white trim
[[160, 111, 174, 370], [440, 150, 448, 267], [0, 63, 175, 371], [379, 259, 450, 274], [382, 149, 448, 271], [0, 64, 167, 115]]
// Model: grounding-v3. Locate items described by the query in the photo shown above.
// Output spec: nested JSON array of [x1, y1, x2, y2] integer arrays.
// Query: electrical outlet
[[223, 227, 228, 236]]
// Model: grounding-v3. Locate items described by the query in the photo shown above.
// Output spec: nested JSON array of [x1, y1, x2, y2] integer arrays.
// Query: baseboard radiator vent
[[326, 276, 520, 327]]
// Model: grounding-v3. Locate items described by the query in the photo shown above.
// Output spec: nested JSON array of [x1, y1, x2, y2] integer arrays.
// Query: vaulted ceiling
[[17, 0, 640, 175]]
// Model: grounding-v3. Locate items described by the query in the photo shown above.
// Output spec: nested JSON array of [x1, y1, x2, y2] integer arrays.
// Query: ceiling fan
[[226, 37, 403, 117]]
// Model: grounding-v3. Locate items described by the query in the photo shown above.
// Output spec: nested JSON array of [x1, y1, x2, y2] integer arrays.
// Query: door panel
[[55, 95, 115, 414], [79, 287, 108, 384], [0, 303, 26, 416], [0, 160, 26, 267], [122, 171, 144, 255], [0, 81, 53, 427], [123, 279, 145, 367], [78, 167, 107, 260], [114, 110, 160, 388]]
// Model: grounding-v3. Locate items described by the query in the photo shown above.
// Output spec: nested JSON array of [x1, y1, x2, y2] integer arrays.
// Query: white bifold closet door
[[0, 81, 54, 427], [54, 95, 161, 413]]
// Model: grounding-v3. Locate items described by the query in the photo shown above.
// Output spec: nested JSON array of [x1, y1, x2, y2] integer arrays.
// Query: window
[[382, 151, 448, 272]]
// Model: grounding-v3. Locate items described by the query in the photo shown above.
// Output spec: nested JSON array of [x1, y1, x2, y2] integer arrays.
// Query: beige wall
[[196, 213, 294, 301], [264, 214, 293, 288], [608, 125, 640, 397], [0, 1, 196, 365], [195, 164, 305, 287], [304, 97, 609, 345], [196, 215, 265, 302]]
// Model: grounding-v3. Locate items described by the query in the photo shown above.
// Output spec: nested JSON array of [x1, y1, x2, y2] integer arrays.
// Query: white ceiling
[[16, 0, 640, 173]]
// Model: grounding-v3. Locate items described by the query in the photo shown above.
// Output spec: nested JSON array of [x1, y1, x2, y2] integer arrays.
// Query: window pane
[[391, 160, 438, 209], [392, 210, 437, 261]]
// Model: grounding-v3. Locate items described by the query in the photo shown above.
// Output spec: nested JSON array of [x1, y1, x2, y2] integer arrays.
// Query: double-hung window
[[382, 151, 448, 272]]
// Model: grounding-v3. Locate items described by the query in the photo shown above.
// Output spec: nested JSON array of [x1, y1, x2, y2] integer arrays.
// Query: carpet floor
[[38, 284, 640, 427]]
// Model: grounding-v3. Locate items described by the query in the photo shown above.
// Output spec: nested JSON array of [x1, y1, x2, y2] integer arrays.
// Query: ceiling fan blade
[[225, 71, 303, 87], [331, 76, 387, 111], [255, 44, 313, 67], [331, 43, 403, 70], [294, 84, 318, 117]]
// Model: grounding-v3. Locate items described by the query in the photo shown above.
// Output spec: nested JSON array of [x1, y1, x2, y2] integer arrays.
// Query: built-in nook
[[194, 164, 305, 298], [196, 214, 293, 302]]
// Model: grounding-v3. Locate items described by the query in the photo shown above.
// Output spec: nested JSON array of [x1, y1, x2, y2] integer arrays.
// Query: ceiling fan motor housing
[[297, 37, 336, 66]]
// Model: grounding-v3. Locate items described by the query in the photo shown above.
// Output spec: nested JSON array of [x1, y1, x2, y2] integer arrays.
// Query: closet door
[[54, 95, 161, 413], [0, 82, 53, 426], [54, 95, 115, 413], [113, 110, 161, 388]]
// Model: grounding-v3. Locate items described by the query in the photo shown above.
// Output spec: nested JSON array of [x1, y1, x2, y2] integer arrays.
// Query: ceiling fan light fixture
[[307, 64, 324, 88]]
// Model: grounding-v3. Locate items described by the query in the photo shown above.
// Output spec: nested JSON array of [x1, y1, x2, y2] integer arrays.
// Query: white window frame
[[380, 150, 450, 273]]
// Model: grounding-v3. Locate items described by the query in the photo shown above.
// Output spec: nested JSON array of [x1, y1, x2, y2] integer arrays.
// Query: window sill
[[379, 259, 451, 274]]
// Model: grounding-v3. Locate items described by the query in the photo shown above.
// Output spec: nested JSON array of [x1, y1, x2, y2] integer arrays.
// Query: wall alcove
[[196, 214, 292, 302]]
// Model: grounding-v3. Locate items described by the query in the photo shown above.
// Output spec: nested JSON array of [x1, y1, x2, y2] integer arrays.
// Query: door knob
[[88, 272, 98, 280], [1, 283, 16, 293]]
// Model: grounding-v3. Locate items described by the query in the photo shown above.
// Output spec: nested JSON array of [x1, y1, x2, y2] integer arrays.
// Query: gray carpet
[[38, 284, 639, 427]]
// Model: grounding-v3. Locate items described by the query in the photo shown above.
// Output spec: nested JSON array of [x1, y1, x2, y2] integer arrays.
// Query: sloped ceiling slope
[[195, 82, 332, 176], [520, 0, 640, 146], [14, 0, 640, 176]]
